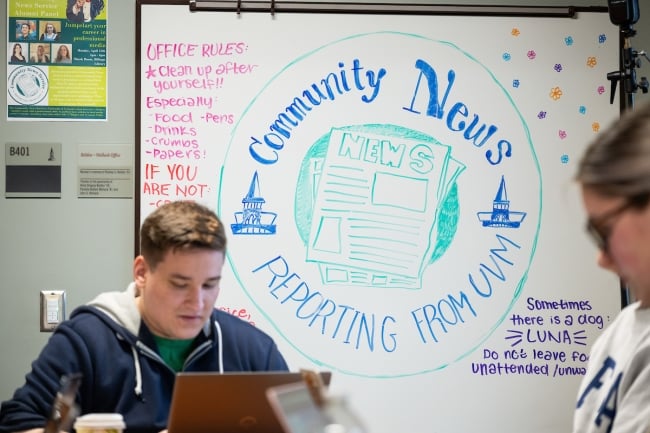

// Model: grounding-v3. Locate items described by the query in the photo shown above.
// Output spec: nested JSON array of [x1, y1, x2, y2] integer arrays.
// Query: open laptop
[[265, 381, 332, 433], [167, 371, 331, 433]]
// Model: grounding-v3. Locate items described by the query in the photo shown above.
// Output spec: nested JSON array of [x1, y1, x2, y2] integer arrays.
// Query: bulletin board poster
[[6, 0, 107, 121]]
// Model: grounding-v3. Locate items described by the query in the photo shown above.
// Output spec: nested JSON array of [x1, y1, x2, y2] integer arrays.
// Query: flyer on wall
[[6, 0, 107, 121]]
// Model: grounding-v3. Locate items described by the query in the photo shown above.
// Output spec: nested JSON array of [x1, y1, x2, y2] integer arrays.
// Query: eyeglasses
[[585, 193, 650, 253]]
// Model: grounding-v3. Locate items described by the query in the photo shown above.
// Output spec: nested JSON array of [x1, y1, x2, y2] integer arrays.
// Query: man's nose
[[186, 286, 205, 309]]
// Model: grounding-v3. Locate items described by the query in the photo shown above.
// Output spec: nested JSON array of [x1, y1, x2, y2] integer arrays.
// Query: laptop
[[167, 371, 332, 433], [265, 381, 332, 433]]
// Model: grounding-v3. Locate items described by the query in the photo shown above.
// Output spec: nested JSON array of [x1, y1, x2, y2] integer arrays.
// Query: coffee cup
[[73, 413, 125, 433]]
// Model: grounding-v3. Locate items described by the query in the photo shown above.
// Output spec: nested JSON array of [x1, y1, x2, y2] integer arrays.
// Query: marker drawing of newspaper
[[305, 125, 465, 290]]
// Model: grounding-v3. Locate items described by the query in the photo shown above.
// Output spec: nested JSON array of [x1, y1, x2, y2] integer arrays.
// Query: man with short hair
[[0, 201, 289, 433]]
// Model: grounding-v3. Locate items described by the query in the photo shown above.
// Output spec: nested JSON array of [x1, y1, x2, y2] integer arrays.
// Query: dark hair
[[576, 101, 650, 197], [139, 201, 227, 269]]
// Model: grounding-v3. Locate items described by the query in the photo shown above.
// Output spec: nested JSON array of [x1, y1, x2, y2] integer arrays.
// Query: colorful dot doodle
[[592, 122, 600, 132], [564, 36, 574, 46], [554, 64, 563, 73], [558, 130, 567, 139], [579, 106, 586, 114], [550, 87, 563, 100], [527, 50, 536, 60], [511, 28, 520, 37], [513, 79, 520, 88], [537, 111, 547, 119], [586, 56, 597, 68], [502, 52, 511, 61]]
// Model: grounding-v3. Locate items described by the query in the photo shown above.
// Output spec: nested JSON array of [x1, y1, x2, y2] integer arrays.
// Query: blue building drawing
[[231, 171, 277, 235], [477, 175, 526, 228]]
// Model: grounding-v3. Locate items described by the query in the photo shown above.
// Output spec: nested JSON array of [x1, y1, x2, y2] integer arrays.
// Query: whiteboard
[[137, 3, 622, 433]]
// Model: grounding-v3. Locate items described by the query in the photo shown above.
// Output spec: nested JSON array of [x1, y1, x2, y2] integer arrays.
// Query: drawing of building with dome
[[231, 171, 277, 235], [477, 175, 526, 228]]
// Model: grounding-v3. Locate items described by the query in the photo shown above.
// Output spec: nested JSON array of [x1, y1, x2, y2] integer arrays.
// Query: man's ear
[[133, 255, 149, 287]]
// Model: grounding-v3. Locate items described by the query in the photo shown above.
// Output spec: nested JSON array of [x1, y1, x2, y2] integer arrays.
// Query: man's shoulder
[[61, 306, 113, 330], [64, 302, 134, 338]]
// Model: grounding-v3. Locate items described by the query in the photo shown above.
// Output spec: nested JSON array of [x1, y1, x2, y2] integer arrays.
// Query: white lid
[[74, 413, 125, 429]]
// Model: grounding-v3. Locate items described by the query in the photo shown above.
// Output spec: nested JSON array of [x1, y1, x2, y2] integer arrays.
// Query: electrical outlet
[[40, 290, 66, 332]]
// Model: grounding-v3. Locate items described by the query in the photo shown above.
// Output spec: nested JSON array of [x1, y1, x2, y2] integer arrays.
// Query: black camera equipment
[[608, 0, 639, 29], [606, 0, 648, 107], [606, 0, 648, 309]]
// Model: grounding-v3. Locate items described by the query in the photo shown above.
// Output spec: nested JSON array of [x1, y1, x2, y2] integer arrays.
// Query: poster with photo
[[6, 0, 107, 121]]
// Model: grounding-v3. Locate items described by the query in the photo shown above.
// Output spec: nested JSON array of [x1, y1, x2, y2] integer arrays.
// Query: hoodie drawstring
[[125, 320, 222, 400], [214, 320, 224, 374], [131, 345, 143, 399]]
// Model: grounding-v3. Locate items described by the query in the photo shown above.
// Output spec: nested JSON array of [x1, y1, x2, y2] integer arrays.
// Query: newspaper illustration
[[306, 126, 465, 290]]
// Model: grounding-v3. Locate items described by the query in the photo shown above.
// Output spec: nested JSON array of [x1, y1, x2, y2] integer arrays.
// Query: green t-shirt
[[153, 335, 195, 372]]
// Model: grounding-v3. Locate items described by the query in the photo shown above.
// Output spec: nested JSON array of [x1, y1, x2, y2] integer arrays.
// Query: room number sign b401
[[8, 146, 31, 157], [5, 142, 61, 198]]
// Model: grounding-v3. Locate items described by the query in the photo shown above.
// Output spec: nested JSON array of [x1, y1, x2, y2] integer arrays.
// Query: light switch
[[40, 290, 66, 332]]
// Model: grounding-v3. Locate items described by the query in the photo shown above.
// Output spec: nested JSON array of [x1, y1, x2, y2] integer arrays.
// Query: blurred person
[[54, 45, 72, 63], [10, 44, 26, 63], [29, 44, 49, 63], [39, 23, 59, 42], [16, 22, 36, 41], [66, 0, 105, 22], [573, 101, 650, 433]]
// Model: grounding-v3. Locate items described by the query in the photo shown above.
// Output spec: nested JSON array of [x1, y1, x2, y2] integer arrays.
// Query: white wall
[[2, 0, 650, 406], [0, 0, 135, 398]]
